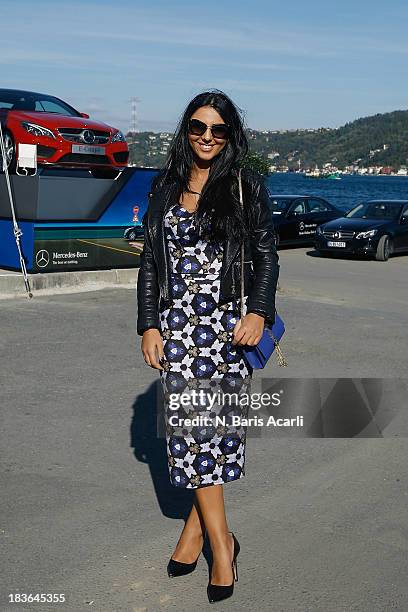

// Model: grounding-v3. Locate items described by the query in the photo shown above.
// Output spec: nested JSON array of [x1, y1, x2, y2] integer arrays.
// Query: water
[[266, 173, 408, 213]]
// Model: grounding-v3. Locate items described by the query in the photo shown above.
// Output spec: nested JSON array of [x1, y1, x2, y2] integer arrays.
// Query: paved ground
[[1, 248, 407, 611]]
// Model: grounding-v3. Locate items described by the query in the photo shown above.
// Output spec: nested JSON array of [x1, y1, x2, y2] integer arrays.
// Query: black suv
[[314, 200, 408, 261], [268, 195, 343, 246]]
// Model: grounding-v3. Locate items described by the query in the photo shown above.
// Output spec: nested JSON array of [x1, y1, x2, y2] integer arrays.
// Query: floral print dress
[[159, 201, 252, 489]]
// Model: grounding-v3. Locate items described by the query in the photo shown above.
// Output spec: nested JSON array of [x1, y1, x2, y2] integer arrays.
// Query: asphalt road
[[1, 248, 407, 611]]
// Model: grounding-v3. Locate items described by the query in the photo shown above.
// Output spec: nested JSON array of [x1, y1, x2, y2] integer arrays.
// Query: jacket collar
[[151, 180, 241, 279], [149, 181, 176, 215]]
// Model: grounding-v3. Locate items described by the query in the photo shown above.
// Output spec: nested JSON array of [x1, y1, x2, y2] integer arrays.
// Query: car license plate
[[71, 144, 105, 155], [327, 241, 346, 247]]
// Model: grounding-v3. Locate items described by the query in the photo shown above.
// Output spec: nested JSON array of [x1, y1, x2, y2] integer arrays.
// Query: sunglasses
[[188, 118, 230, 140]]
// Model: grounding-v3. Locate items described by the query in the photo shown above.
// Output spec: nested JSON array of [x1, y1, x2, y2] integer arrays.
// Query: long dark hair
[[151, 89, 255, 242]]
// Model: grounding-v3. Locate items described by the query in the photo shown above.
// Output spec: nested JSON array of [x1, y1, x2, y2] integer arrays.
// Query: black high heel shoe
[[167, 531, 206, 578], [207, 531, 240, 604], [167, 556, 199, 578]]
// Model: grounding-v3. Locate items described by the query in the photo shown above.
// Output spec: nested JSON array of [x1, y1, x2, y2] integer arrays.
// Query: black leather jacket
[[137, 168, 280, 336]]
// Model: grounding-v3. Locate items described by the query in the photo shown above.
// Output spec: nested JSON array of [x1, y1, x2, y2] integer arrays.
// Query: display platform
[[0, 166, 159, 272]]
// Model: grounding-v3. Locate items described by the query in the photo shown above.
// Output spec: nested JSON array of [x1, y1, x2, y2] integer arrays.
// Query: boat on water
[[304, 170, 341, 180], [304, 169, 322, 179]]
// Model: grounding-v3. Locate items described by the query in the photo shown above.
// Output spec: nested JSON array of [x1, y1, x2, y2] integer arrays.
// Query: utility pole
[[129, 97, 140, 143]]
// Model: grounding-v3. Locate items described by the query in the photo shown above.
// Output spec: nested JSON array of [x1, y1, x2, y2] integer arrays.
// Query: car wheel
[[90, 168, 120, 179], [375, 235, 392, 261], [0, 130, 17, 174], [127, 230, 137, 241]]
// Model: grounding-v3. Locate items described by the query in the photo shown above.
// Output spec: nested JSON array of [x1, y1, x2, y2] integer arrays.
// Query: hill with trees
[[127, 109, 408, 171]]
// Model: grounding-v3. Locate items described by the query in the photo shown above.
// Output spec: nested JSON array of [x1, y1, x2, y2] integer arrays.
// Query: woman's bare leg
[[195, 485, 235, 585], [171, 497, 206, 563]]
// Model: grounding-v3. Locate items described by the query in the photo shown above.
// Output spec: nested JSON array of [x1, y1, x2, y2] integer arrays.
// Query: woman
[[137, 89, 279, 603]]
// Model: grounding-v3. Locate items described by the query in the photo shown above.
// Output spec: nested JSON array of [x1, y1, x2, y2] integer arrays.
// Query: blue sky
[[2, 0, 408, 133]]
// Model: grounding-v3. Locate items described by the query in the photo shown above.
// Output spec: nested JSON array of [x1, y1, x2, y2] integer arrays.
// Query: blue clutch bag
[[242, 312, 287, 369], [237, 168, 287, 369]]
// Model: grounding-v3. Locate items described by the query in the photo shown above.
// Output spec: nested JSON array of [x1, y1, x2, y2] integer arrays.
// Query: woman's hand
[[232, 312, 265, 346], [141, 328, 164, 370]]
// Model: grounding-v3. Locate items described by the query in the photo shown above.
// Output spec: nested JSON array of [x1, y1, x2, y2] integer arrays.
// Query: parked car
[[268, 194, 343, 245], [124, 226, 144, 241], [0, 88, 129, 178], [314, 200, 408, 261]]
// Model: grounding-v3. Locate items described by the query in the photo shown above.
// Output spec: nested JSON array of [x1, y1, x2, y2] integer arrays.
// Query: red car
[[0, 88, 129, 178]]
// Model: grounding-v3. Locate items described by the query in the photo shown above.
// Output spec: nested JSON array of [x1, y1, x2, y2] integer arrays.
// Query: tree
[[240, 152, 270, 175]]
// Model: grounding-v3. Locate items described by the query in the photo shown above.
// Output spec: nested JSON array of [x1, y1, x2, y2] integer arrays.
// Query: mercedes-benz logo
[[81, 129, 95, 144], [333, 231, 341, 239], [36, 249, 50, 268]]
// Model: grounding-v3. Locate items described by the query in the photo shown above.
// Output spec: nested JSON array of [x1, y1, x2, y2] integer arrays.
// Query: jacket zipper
[[231, 259, 253, 297], [146, 191, 170, 302], [231, 260, 239, 295], [160, 195, 172, 301]]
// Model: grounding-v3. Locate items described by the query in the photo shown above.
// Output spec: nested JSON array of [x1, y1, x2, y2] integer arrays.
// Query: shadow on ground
[[130, 380, 194, 519]]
